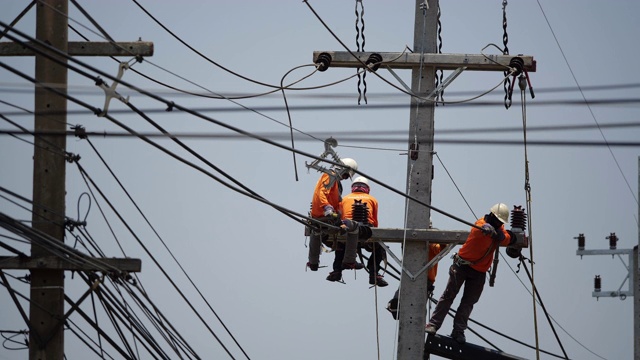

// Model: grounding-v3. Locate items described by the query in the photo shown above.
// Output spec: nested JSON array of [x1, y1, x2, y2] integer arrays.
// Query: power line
[[2, 129, 640, 148]]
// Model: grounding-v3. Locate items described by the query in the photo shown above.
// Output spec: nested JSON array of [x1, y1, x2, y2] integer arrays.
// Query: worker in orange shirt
[[326, 176, 386, 286], [425, 203, 515, 344], [387, 230, 442, 319], [307, 158, 358, 271]]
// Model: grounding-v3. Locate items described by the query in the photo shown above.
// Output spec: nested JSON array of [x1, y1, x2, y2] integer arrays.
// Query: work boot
[[326, 271, 342, 282], [369, 275, 389, 287], [306, 262, 319, 271], [341, 262, 364, 270], [425, 323, 438, 334], [451, 330, 466, 344]]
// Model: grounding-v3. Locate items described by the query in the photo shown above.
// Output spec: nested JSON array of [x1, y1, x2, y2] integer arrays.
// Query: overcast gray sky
[[1, 1, 639, 359]]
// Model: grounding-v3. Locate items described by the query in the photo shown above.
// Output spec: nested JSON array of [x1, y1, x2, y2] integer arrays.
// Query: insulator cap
[[366, 53, 383, 72], [509, 56, 525, 76], [316, 52, 332, 72]]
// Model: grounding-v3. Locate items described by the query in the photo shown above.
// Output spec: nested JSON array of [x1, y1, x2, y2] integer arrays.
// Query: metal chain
[[502, 0, 512, 109], [436, 4, 444, 105], [355, 0, 368, 104]]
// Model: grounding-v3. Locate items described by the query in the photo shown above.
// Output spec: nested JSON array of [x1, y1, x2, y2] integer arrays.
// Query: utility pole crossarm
[[371, 228, 468, 244], [0, 41, 154, 57], [313, 51, 536, 72]]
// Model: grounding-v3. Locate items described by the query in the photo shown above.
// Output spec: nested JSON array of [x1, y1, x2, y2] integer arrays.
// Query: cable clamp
[[97, 62, 130, 117]]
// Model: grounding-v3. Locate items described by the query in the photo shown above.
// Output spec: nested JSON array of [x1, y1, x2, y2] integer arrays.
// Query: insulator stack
[[351, 200, 369, 224], [594, 275, 601, 292], [510, 205, 527, 231], [575, 233, 585, 250], [606, 233, 618, 250]]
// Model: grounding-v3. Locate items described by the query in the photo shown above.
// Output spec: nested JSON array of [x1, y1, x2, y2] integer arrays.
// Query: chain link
[[355, 0, 367, 104], [502, 0, 512, 109], [436, 4, 444, 105]]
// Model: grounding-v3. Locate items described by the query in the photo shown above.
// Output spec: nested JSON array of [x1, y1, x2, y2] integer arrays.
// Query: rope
[[520, 77, 541, 359], [372, 246, 381, 360]]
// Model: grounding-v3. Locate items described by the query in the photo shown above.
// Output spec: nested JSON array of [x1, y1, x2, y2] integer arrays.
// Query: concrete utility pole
[[312, 1, 535, 358], [0, 1, 150, 359]]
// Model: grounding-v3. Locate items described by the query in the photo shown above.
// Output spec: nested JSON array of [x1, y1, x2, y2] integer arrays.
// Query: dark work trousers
[[365, 242, 386, 276], [331, 242, 346, 272], [333, 241, 387, 275], [428, 262, 486, 332], [308, 231, 328, 266]]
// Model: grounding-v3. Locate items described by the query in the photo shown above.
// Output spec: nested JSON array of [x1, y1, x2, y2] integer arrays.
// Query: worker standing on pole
[[425, 203, 515, 344]]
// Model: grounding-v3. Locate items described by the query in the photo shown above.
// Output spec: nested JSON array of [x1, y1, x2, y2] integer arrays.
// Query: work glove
[[323, 205, 335, 217], [481, 223, 496, 237]]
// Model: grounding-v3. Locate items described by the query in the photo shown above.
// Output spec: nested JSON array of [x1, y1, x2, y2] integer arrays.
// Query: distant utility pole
[[311, 0, 535, 358], [0, 1, 150, 359], [574, 157, 640, 360]]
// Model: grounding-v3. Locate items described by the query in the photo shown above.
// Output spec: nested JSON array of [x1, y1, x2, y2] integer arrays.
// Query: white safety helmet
[[352, 176, 369, 187], [351, 176, 370, 193], [490, 203, 509, 224], [339, 158, 358, 179]]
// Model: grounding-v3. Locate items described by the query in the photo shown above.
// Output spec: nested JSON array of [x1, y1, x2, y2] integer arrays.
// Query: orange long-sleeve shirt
[[310, 172, 342, 218], [458, 218, 511, 273], [340, 191, 378, 227], [428, 243, 442, 283]]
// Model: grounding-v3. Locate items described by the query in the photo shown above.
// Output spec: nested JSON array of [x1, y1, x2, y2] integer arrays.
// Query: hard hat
[[339, 158, 358, 179], [352, 176, 369, 187], [351, 176, 370, 193], [490, 203, 509, 224]]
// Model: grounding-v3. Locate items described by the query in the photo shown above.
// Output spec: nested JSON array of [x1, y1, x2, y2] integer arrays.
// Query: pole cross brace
[[97, 62, 130, 117]]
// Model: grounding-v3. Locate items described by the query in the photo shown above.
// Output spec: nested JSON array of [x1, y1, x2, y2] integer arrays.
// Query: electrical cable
[[66, 321, 118, 360], [83, 137, 251, 359], [304, 0, 518, 106], [427, 296, 571, 359], [4, 79, 640, 98], [89, 279, 183, 359], [6, 97, 640, 118], [497, 251, 605, 359], [4, 125, 640, 148], [72, 162, 243, 359], [0, 0, 36, 41], [535, 0, 639, 209], [434, 152, 477, 219], [280, 64, 320, 181], [519, 77, 542, 360], [64, 15, 345, 159], [0, 34, 484, 233]]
